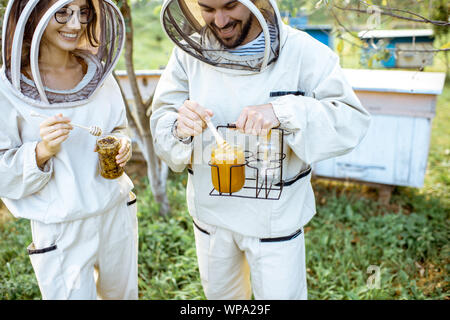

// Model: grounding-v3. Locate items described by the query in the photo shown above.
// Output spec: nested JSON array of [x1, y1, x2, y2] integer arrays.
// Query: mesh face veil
[[160, 0, 281, 72], [1, 0, 125, 107]]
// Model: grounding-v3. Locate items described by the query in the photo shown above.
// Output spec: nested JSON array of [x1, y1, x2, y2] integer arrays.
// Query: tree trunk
[[116, 0, 170, 216]]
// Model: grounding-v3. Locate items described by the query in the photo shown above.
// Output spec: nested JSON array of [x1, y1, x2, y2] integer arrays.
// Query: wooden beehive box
[[115, 70, 163, 102], [358, 29, 435, 69], [313, 69, 446, 189]]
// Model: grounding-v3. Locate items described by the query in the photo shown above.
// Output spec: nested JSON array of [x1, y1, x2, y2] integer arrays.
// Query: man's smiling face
[[198, 0, 262, 48]]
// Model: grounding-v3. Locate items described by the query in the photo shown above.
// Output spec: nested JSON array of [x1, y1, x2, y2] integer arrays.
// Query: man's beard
[[210, 15, 253, 49]]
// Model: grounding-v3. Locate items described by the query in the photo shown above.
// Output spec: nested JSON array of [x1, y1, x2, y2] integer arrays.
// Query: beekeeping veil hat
[[160, 0, 283, 73], [1, 0, 125, 107]]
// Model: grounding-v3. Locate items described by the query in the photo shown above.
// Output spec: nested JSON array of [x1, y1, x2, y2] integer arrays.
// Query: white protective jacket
[[151, 0, 371, 238], [0, 0, 133, 223]]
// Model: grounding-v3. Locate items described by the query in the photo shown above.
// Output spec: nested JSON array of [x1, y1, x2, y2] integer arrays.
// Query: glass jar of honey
[[96, 135, 124, 179], [210, 144, 246, 193]]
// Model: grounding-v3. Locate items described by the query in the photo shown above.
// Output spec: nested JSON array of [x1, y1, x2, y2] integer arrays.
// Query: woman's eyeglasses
[[54, 7, 94, 24]]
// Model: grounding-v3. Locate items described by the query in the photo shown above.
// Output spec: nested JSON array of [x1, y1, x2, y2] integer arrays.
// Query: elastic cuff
[[40, 159, 52, 173], [111, 132, 131, 144], [27, 141, 53, 175], [271, 100, 293, 133], [171, 120, 193, 144], [271, 99, 290, 126], [271, 96, 307, 133]]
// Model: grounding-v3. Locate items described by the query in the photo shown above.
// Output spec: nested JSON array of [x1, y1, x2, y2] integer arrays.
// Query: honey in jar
[[210, 144, 245, 193], [96, 135, 124, 179]]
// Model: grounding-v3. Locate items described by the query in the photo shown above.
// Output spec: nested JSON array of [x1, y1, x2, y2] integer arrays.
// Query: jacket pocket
[[270, 91, 305, 97], [27, 220, 66, 299], [29, 219, 63, 255], [192, 218, 216, 283], [27, 244, 57, 255]]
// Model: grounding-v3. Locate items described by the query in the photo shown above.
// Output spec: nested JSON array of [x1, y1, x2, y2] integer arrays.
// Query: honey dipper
[[30, 111, 103, 137], [205, 117, 232, 151]]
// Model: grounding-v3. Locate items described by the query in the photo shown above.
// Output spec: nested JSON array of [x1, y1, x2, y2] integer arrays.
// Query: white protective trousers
[[27, 193, 138, 300], [192, 218, 307, 300]]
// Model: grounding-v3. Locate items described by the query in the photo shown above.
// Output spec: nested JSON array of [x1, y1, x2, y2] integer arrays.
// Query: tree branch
[[329, 4, 450, 54], [333, 2, 449, 26]]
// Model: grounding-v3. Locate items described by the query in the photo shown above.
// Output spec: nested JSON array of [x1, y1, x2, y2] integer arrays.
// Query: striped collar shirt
[[226, 24, 277, 56]]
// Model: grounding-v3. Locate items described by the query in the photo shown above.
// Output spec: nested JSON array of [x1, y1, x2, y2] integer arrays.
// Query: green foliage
[[115, 0, 173, 70], [133, 173, 205, 299], [306, 183, 449, 299], [277, 0, 309, 17], [0, 219, 40, 299], [425, 81, 450, 201], [431, 0, 449, 39]]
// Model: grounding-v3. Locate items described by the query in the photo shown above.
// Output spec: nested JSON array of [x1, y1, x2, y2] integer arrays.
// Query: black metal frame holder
[[208, 124, 286, 200]]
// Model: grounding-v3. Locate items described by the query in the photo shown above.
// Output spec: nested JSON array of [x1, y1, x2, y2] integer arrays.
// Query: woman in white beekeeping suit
[[0, 0, 138, 299]]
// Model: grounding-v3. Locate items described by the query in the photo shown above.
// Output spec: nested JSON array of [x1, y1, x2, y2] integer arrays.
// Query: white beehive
[[314, 69, 446, 188]]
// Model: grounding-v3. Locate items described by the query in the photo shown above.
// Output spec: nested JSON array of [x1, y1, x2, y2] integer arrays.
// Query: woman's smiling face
[[41, 0, 92, 53]]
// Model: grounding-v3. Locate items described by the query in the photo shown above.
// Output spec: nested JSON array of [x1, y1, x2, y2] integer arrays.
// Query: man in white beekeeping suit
[[150, 0, 371, 299]]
